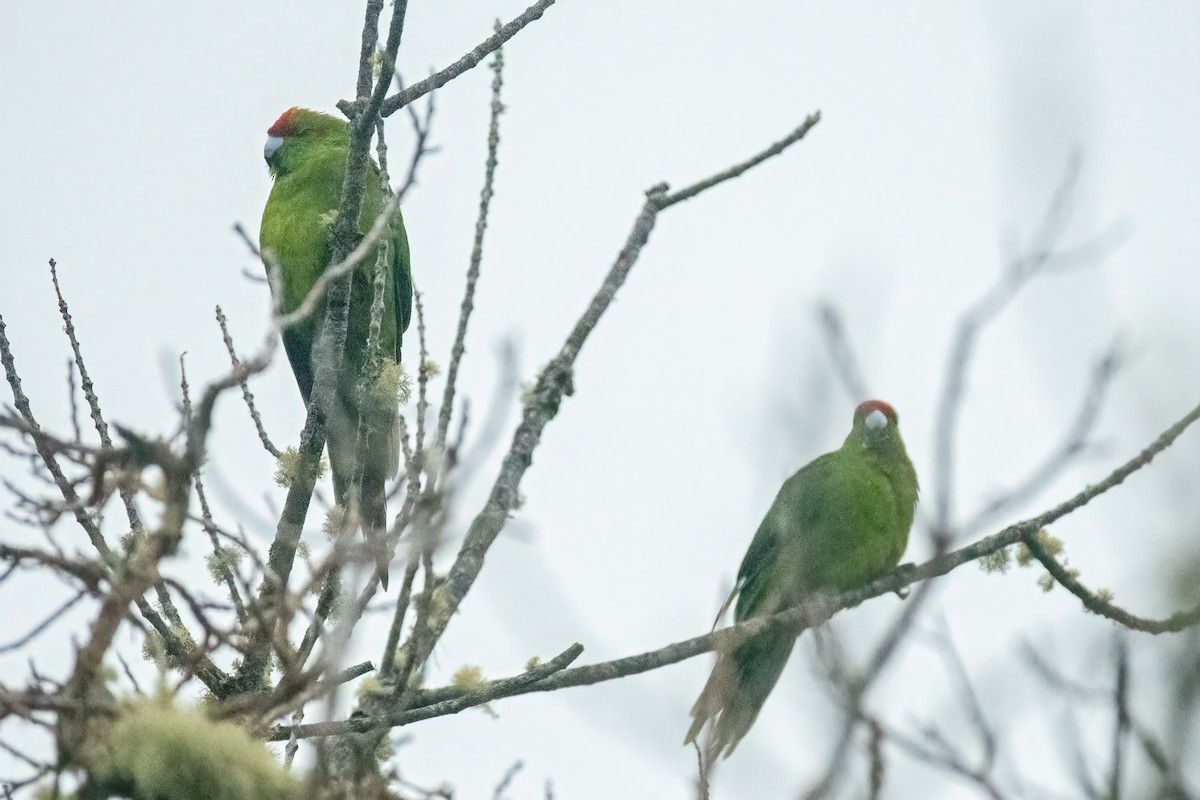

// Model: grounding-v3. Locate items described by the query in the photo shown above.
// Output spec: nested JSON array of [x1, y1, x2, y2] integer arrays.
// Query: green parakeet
[[259, 107, 412, 589], [685, 400, 918, 758]]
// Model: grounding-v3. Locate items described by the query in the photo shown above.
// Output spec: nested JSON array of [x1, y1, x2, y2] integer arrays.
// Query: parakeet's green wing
[[391, 206, 413, 355], [733, 452, 837, 621]]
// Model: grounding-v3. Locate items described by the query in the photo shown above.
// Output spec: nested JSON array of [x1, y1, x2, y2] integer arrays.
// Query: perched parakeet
[[685, 400, 918, 758], [260, 107, 412, 589]]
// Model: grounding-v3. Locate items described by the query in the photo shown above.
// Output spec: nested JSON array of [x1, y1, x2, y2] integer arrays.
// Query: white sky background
[[2, 1, 1200, 797]]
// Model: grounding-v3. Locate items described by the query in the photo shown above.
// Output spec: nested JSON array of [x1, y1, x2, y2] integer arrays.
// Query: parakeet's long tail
[[357, 411, 399, 590], [328, 400, 397, 591], [360, 470, 390, 590], [684, 632, 795, 759]]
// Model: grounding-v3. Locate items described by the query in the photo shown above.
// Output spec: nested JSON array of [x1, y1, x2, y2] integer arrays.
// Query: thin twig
[[816, 302, 869, 402], [1022, 533, 1200, 633], [50, 260, 187, 630], [964, 342, 1122, 534], [270, 643, 584, 740], [394, 76, 439, 201], [1, 314, 227, 693], [179, 353, 247, 622], [1109, 633, 1129, 800], [931, 155, 1129, 536], [0, 590, 87, 654], [372, 0, 555, 118], [434, 26, 504, 456], [216, 306, 279, 458]]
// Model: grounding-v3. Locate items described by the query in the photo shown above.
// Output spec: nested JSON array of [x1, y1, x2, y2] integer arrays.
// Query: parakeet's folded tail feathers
[[327, 398, 398, 590], [360, 470, 390, 590], [365, 408, 400, 590], [684, 632, 794, 759]]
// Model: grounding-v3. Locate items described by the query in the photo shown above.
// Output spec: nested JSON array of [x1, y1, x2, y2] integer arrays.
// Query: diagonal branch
[[279, 395, 1200, 740], [394, 118, 820, 683], [1023, 533, 1200, 633], [372, 0, 556, 118], [406, 114, 821, 671]]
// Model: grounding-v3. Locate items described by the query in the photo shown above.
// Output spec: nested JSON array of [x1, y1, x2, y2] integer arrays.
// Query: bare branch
[[216, 305, 279, 459], [1022, 532, 1200, 633], [932, 155, 1129, 535], [179, 353, 248, 622], [1109, 634, 1130, 800], [964, 342, 1121, 534], [658, 113, 821, 209], [373, 0, 556, 118], [816, 302, 869, 402], [409, 113, 822, 673], [0, 589, 87, 654], [394, 77, 439, 202], [434, 27, 504, 455], [270, 643, 584, 740]]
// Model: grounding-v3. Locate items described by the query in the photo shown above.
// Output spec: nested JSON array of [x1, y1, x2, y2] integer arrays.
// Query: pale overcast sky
[[2, 2, 1199, 797]]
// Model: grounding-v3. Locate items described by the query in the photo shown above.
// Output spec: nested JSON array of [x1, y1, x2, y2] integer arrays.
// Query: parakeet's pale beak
[[264, 135, 284, 161], [865, 409, 888, 430]]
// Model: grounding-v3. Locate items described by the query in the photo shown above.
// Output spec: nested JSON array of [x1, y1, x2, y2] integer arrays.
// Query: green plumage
[[259, 107, 412, 589], [685, 400, 918, 758]]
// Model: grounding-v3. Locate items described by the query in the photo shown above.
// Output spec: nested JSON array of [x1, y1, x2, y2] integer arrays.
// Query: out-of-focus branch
[[1109, 634, 1130, 800], [932, 154, 1129, 536], [816, 302, 869, 402], [394, 77, 439, 202], [964, 342, 1121, 534], [803, 561, 944, 800], [874, 716, 1007, 800], [869, 626, 1005, 799], [0, 590, 87, 655]]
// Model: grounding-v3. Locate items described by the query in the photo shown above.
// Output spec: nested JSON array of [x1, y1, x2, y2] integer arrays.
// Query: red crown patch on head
[[267, 108, 300, 137], [856, 399, 898, 423]]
